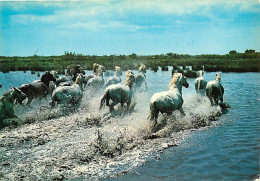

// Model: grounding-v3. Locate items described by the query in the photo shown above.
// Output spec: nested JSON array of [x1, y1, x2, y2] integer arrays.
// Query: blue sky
[[0, 0, 260, 56]]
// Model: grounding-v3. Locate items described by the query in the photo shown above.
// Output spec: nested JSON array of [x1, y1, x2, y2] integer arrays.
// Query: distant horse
[[56, 76, 72, 86], [149, 73, 189, 122], [83, 63, 106, 88], [87, 64, 106, 90], [105, 66, 122, 87], [67, 65, 85, 81], [195, 70, 207, 95], [50, 73, 84, 108], [18, 71, 56, 106], [206, 73, 224, 106], [100, 70, 135, 112], [134, 64, 147, 91], [0, 87, 26, 121], [50, 70, 59, 79]]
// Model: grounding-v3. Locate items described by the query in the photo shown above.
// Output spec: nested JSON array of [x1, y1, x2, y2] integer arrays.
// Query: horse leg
[[26, 96, 33, 106], [109, 105, 115, 112], [49, 95, 56, 108], [100, 92, 109, 110], [179, 107, 186, 116], [126, 102, 131, 111], [109, 101, 119, 112]]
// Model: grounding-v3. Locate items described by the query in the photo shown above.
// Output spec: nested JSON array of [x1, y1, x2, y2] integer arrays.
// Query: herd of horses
[[0, 64, 229, 126]]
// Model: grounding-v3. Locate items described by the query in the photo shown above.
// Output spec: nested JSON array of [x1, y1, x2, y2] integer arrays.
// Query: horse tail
[[100, 90, 109, 110]]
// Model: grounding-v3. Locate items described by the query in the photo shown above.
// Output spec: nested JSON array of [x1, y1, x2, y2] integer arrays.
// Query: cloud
[[6, 0, 260, 32]]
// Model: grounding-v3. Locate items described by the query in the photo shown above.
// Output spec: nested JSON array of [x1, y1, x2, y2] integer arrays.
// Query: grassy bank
[[0, 52, 259, 73]]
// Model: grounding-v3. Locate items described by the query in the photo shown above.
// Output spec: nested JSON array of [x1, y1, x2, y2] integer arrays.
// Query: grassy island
[[0, 50, 259, 74]]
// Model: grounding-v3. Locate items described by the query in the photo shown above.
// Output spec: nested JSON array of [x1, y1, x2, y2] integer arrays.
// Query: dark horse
[[18, 71, 56, 106]]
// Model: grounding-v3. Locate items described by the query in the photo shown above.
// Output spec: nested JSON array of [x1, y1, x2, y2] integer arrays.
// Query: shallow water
[[104, 72, 260, 181], [0, 70, 259, 180]]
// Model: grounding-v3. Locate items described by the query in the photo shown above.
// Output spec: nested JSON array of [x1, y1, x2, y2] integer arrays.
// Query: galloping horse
[[100, 70, 135, 112], [82, 63, 105, 88], [134, 64, 147, 91], [206, 73, 224, 106], [149, 73, 189, 122], [87, 64, 106, 90], [50, 73, 84, 107], [0, 87, 26, 121], [195, 70, 207, 95], [105, 66, 122, 87], [18, 71, 56, 106]]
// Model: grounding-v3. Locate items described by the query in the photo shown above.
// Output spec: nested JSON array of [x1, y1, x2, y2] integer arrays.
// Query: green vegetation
[[0, 50, 259, 73]]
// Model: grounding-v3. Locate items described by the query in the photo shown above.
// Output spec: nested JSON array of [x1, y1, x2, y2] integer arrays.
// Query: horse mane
[[75, 73, 83, 85], [124, 70, 135, 87], [115, 66, 120, 76], [139, 64, 146, 72], [169, 73, 181, 88], [93, 63, 99, 74]]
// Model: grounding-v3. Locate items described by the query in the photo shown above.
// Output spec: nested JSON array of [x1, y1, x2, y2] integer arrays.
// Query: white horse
[[149, 73, 189, 122], [56, 76, 72, 86], [0, 87, 26, 121], [206, 73, 224, 106], [195, 70, 207, 95], [50, 73, 84, 108], [100, 70, 135, 112], [105, 66, 122, 87], [87, 64, 106, 89], [83, 63, 106, 88], [134, 64, 147, 91]]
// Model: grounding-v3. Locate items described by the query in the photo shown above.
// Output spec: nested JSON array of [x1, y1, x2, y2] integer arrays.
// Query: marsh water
[[0, 69, 259, 180]]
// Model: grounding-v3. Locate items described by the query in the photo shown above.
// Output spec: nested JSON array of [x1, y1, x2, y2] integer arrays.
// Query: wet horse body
[[195, 70, 207, 95], [50, 73, 84, 107], [0, 87, 26, 121], [87, 64, 106, 89], [105, 66, 122, 87], [149, 73, 189, 122], [18, 71, 56, 105], [134, 64, 147, 91], [206, 73, 224, 106], [100, 70, 135, 112]]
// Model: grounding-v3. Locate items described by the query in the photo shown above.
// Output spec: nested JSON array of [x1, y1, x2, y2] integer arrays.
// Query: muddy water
[[1, 70, 258, 180]]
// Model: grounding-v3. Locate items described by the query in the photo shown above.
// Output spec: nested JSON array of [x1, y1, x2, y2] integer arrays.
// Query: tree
[[245, 49, 256, 53], [129, 53, 137, 59], [229, 50, 237, 54]]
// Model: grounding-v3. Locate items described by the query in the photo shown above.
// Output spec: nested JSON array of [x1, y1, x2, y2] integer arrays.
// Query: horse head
[[41, 71, 56, 85], [124, 70, 135, 87], [115, 66, 122, 76], [215, 73, 221, 82], [181, 74, 189, 88], [11, 87, 27, 104], [50, 70, 59, 79], [169, 73, 189, 90], [139, 64, 147, 73], [197, 70, 204, 77]]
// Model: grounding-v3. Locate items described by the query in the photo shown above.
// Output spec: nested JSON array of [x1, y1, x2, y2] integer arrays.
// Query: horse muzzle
[[184, 83, 189, 88]]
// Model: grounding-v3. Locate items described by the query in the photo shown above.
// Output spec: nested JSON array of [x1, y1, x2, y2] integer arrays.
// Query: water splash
[[0, 90, 223, 180]]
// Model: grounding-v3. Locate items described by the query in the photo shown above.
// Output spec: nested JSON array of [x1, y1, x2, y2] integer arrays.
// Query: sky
[[0, 0, 260, 56]]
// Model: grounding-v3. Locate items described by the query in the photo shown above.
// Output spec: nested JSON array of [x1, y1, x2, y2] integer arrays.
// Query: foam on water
[[0, 83, 223, 180]]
